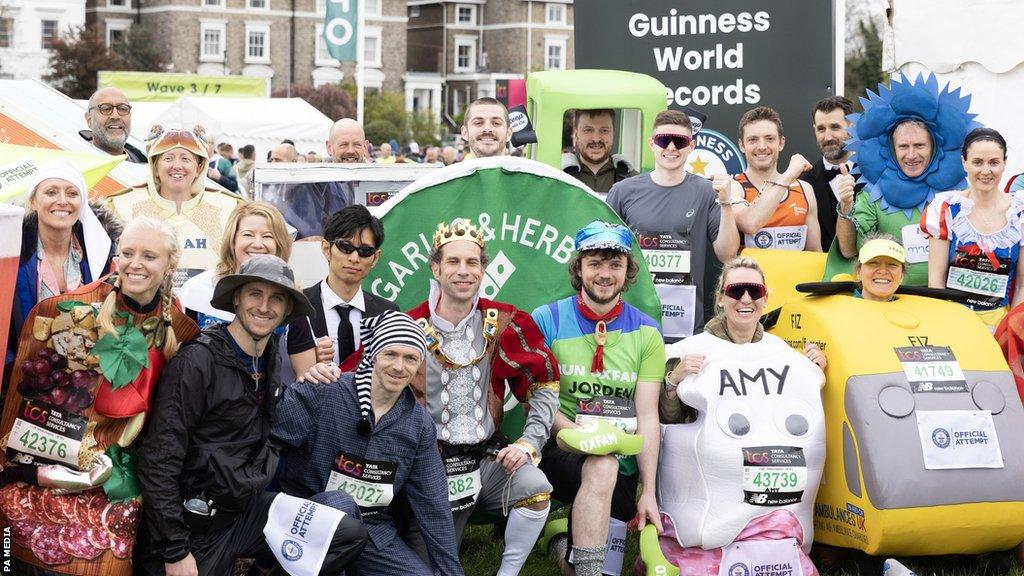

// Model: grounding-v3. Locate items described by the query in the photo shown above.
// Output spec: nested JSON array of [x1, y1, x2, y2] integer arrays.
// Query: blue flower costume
[[823, 73, 982, 284]]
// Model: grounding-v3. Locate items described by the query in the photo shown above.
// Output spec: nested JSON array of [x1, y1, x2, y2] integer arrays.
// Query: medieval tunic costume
[[377, 219, 557, 576]]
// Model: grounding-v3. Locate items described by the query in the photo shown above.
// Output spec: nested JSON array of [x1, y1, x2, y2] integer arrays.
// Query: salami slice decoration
[[9, 519, 41, 547], [102, 500, 140, 539], [82, 495, 107, 528], [0, 484, 29, 521], [59, 525, 104, 560], [41, 490, 66, 524], [31, 524, 72, 566], [108, 534, 133, 559], [28, 486, 48, 522], [85, 526, 110, 550]]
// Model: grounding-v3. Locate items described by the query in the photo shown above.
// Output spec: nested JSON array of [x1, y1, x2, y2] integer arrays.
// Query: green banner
[[367, 160, 662, 439], [367, 161, 661, 322], [97, 71, 268, 102], [323, 0, 358, 62]]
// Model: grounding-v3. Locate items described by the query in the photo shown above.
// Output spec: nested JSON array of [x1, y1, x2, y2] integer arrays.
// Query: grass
[[457, 521, 1024, 576]]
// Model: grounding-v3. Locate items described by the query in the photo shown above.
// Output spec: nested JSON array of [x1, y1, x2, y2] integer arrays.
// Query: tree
[[44, 25, 124, 99], [271, 83, 357, 122], [407, 110, 441, 147], [364, 89, 407, 145], [845, 18, 885, 111], [114, 24, 166, 72]]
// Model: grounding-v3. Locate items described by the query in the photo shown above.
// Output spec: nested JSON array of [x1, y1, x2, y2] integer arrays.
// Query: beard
[[579, 143, 610, 165], [820, 139, 846, 163], [583, 282, 622, 306]]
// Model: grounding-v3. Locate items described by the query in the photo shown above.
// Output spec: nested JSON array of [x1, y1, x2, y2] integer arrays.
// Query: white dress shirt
[[319, 279, 366, 364]]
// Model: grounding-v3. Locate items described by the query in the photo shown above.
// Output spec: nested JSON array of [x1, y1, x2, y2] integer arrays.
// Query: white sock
[[496, 503, 550, 576]]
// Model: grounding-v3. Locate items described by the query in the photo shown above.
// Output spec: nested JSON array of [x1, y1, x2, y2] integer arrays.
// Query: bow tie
[[823, 166, 841, 179]]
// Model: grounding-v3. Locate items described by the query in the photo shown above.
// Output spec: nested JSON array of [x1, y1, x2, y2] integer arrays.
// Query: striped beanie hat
[[354, 310, 428, 436]]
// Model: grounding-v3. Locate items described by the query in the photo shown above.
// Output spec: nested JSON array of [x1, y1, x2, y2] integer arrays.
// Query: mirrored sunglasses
[[652, 133, 693, 150]]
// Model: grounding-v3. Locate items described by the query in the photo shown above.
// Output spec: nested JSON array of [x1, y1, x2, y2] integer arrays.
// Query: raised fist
[[712, 174, 733, 203], [784, 153, 813, 178]]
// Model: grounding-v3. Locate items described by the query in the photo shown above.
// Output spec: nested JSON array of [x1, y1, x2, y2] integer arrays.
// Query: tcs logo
[[638, 235, 661, 249], [336, 455, 364, 477], [743, 449, 771, 465], [577, 399, 604, 415], [21, 401, 48, 425]]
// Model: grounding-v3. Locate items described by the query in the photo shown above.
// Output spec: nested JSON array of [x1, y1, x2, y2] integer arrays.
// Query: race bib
[[324, 452, 396, 515], [745, 225, 808, 251], [719, 538, 804, 576], [6, 398, 86, 469], [444, 453, 482, 512], [263, 494, 345, 576], [656, 284, 697, 339], [741, 446, 807, 507], [575, 396, 637, 434], [915, 410, 1003, 470], [946, 265, 1008, 298], [639, 232, 697, 339], [642, 247, 691, 275], [900, 224, 929, 264], [894, 346, 967, 393]]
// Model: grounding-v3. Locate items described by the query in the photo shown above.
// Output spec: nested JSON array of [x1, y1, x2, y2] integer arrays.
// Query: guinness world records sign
[[367, 157, 662, 432]]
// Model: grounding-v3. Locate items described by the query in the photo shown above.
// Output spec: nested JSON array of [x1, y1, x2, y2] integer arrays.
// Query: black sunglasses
[[332, 239, 377, 258], [652, 133, 693, 150], [722, 282, 767, 301]]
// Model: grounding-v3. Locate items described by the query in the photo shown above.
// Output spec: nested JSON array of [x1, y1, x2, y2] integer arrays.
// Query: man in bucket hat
[[137, 255, 368, 576]]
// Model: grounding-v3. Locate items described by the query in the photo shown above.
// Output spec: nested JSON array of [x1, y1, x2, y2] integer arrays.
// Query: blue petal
[[934, 103, 971, 150], [856, 138, 887, 182], [877, 168, 933, 211], [857, 107, 897, 140], [891, 83, 939, 121], [926, 151, 968, 190]]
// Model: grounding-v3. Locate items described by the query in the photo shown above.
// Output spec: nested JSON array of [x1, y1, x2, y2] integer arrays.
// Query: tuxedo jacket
[[801, 158, 864, 249], [302, 282, 399, 340]]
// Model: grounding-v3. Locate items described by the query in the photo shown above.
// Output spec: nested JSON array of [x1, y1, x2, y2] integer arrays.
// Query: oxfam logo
[[932, 428, 951, 449], [281, 539, 303, 561]]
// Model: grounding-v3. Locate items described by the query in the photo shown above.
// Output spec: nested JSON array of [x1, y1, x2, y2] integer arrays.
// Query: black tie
[[823, 167, 841, 180], [334, 304, 355, 364]]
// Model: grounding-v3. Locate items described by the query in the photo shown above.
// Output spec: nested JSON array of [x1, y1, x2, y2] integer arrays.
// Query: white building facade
[[0, 0, 86, 80]]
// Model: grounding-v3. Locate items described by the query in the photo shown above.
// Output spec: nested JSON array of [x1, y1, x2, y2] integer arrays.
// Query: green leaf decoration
[[56, 300, 88, 313], [92, 324, 150, 390]]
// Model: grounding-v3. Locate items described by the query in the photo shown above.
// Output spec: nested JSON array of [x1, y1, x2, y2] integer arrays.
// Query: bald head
[[326, 118, 369, 163], [85, 87, 132, 155], [270, 143, 299, 163], [441, 146, 457, 165]]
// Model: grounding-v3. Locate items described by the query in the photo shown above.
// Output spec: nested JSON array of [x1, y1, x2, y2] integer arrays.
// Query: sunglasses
[[332, 239, 377, 258], [722, 282, 767, 301], [91, 103, 132, 116], [652, 133, 693, 150], [149, 130, 206, 158]]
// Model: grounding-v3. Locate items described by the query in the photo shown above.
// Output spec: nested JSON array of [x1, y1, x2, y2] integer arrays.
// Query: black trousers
[[135, 491, 367, 575]]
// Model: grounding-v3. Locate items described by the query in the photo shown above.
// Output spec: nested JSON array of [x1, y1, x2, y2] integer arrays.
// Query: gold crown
[[433, 219, 485, 249]]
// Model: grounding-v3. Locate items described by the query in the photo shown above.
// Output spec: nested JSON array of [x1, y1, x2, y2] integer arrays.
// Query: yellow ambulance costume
[[103, 127, 242, 290], [769, 288, 1024, 555]]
